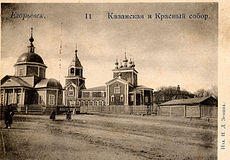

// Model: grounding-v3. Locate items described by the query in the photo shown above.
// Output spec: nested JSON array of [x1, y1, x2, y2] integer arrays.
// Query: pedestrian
[[50, 110, 56, 121], [4, 106, 15, 129], [66, 109, 71, 120], [4, 108, 10, 128], [8, 110, 15, 128]]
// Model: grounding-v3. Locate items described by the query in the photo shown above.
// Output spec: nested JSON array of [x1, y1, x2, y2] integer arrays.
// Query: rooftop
[[160, 96, 216, 106], [82, 86, 106, 92]]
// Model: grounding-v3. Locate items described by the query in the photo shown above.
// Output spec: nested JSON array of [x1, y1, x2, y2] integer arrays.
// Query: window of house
[[114, 86, 120, 94], [39, 95, 44, 105], [89, 101, 93, 106], [130, 95, 134, 101], [120, 95, 124, 102], [81, 101, 84, 106], [19, 68, 24, 76], [70, 68, 74, 74], [16, 93, 21, 104], [85, 101, 88, 106], [92, 92, 102, 97], [69, 101, 75, 106], [76, 101, 80, 106], [68, 86, 75, 96], [7, 92, 13, 104], [94, 101, 97, 106], [111, 95, 114, 102], [99, 101, 102, 106], [83, 92, 90, 98], [49, 95, 55, 105]]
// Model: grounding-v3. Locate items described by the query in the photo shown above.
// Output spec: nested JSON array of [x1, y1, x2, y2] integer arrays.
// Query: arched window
[[68, 86, 75, 96], [49, 94, 55, 105], [120, 95, 123, 102], [111, 95, 114, 102]]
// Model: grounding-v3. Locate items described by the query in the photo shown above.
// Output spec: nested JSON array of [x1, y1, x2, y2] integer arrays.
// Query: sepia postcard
[[0, 1, 229, 160]]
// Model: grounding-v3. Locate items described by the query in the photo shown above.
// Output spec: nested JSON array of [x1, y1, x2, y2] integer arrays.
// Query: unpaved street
[[0, 114, 217, 160]]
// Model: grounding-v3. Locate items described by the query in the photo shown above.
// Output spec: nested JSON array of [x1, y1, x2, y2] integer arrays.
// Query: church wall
[[58, 90, 63, 105], [37, 90, 47, 105], [133, 73, 137, 86], [39, 67, 46, 79], [24, 89, 34, 105], [108, 81, 126, 105], [47, 90, 57, 106], [113, 72, 132, 84]]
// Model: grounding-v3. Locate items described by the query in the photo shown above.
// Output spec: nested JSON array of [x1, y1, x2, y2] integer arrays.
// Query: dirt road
[[0, 114, 217, 160]]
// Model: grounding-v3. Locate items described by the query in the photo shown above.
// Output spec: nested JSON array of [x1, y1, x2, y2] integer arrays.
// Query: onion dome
[[35, 78, 63, 89]]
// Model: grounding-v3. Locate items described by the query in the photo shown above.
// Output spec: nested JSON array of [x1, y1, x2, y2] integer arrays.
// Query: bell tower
[[64, 47, 86, 106], [112, 52, 138, 86]]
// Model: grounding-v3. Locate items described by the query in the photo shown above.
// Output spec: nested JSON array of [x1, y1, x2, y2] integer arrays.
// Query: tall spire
[[28, 27, 35, 53]]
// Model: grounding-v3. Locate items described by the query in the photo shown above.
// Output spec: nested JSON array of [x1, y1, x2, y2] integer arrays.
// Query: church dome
[[16, 52, 44, 64], [35, 78, 63, 89]]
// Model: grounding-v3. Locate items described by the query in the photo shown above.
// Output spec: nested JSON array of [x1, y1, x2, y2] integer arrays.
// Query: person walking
[[66, 109, 71, 120], [4, 106, 15, 129], [8, 110, 15, 128], [4, 108, 10, 128], [50, 110, 56, 121]]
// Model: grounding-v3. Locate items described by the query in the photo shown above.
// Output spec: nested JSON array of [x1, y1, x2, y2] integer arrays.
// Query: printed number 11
[[86, 13, 92, 19]]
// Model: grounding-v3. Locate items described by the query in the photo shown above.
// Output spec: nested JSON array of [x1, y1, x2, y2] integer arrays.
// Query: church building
[[64, 50, 154, 109], [0, 29, 63, 111]]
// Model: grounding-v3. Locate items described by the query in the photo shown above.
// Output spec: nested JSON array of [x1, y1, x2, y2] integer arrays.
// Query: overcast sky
[[1, 3, 218, 92]]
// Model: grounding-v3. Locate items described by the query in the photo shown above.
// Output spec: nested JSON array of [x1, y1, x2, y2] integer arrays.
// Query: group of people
[[4, 107, 15, 129], [4, 107, 72, 128], [50, 109, 72, 121]]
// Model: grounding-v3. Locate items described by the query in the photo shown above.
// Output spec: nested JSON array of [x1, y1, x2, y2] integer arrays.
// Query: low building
[[159, 96, 217, 118]]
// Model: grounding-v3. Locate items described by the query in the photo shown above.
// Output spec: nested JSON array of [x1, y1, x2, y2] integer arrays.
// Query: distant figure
[[4, 108, 10, 128], [66, 110, 71, 120], [9, 110, 15, 128], [4, 107, 15, 128], [50, 110, 56, 121]]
